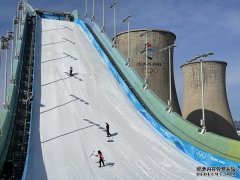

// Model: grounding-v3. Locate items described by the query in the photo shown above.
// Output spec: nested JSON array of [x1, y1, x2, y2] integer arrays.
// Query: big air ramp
[[25, 18, 206, 180]]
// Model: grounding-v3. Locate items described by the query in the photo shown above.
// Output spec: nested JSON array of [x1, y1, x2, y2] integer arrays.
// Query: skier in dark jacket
[[96, 150, 105, 167], [69, 66, 73, 76], [106, 123, 111, 137]]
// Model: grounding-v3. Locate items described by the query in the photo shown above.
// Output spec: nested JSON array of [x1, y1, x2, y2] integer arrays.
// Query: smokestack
[[116, 29, 181, 115], [181, 61, 238, 139]]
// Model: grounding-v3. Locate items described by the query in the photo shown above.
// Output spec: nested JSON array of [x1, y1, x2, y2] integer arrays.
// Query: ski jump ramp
[[24, 18, 209, 180]]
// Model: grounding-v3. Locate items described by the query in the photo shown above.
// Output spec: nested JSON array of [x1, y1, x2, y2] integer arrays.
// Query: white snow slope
[[26, 18, 212, 180]]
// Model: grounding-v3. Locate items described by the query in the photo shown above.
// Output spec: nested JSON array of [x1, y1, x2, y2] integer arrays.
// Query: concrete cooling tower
[[181, 61, 238, 140], [116, 29, 181, 115]]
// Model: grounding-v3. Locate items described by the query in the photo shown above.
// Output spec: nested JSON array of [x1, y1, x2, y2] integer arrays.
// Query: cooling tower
[[181, 61, 238, 139], [116, 29, 181, 114]]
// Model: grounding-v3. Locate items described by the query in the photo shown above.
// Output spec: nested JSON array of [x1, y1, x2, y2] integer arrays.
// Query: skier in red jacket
[[96, 150, 105, 167]]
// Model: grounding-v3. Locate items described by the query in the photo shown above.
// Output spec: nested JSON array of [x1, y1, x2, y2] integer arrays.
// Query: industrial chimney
[[181, 61, 238, 139], [116, 29, 181, 115]]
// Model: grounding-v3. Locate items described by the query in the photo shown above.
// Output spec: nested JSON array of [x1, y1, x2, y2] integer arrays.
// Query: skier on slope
[[69, 66, 73, 76], [96, 150, 105, 167], [106, 123, 111, 137]]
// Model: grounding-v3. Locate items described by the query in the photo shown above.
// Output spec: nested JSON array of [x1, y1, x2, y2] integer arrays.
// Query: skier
[[69, 66, 73, 76], [106, 123, 111, 137], [96, 150, 105, 167]]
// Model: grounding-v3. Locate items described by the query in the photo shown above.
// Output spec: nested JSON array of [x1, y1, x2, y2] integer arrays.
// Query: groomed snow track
[[23, 18, 235, 180]]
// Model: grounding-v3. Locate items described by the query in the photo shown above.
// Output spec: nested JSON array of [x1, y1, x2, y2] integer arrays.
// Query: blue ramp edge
[[74, 18, 240, 178]]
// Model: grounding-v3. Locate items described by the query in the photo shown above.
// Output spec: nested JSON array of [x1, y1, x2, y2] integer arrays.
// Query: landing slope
[[27, 18, 203, 180]]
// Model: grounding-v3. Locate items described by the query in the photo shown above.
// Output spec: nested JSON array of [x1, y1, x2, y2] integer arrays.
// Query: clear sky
[[0, 0, 239, 120]]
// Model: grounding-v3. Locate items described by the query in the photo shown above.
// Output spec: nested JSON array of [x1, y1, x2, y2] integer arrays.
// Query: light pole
[[18, 2, 23, 40], [23, 0, 27, 14], [101, 0, 105, 32], [91, 0, 95, 21], [10, 17, 17, 83], [109, 0, 119, 47], [20, 0, 24, 22], [2, 35, 10, 109], [187, 52, 214, 134], [160, 44, 176, 113], [15, 3, 20, 56], [140, 30, 152, 90], [14, 17, 19, 60], [84, 0, 88, 19], [0, 37, 4, 69], [122, 15, 132, 67]]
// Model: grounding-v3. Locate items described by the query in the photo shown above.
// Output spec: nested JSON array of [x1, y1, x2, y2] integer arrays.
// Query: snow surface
[[26, 18, 230, 180]]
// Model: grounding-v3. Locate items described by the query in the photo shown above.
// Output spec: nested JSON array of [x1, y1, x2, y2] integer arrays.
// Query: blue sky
[[0, 0, 240, 120]]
